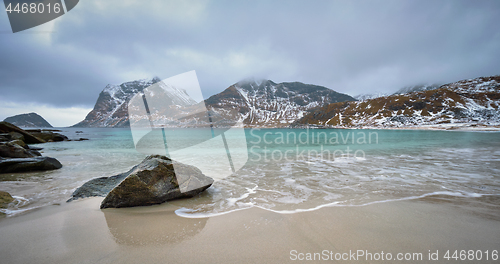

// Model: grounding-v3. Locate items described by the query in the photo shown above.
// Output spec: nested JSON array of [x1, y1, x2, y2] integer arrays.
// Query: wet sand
[[0, 196, 499, 263]]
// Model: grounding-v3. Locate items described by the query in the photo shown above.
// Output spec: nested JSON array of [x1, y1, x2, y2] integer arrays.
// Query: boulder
[[27, 146, 43, 151], [27, 149, 42, 157], [73, 138, 89, 141], [0, 191, 14, 209], [28, 131, 68, 142], [68, 155, 214, 209], [0, 157, 62, 173], [68, 172, 130, 201], [0, 142, 40, 158], [0, 122, 45, 144], [0, 133, 25, 144], [8, 132, 24, 141], [9, 139, 26, 148], [0, 134, 10, 142], [101, 155, 213, 209], [25, 129, 62, 132]]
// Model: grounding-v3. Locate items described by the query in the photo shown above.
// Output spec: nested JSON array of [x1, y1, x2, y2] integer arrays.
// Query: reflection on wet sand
[[103, 205, 208, 246]]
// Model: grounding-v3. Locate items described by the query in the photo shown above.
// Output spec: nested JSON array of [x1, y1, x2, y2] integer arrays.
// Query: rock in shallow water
[[0, 191, 14, 216], [68, 173, 129, 201], [0, 157, 62, 173], [27, 131, 68, 142], [68, 155, 214, 209], [0, 191, 14, 209], [0, 142, 40, 158], [0, 122, 45, 144]]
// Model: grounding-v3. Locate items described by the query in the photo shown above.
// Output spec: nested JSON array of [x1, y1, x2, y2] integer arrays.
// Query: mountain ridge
[[72, 77, 162, 127], [3, 112, 53, 128], [74, 78, 356, 128], [293, 75, 500, 129], [204, 79, 356, 127]]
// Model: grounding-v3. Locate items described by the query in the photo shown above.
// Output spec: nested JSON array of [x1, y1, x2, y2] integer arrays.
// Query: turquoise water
[[0, 128, 499, 217]]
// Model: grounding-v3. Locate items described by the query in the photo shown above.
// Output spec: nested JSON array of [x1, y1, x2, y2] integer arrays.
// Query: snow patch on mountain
[[73, 77, 163, 127], [205, 80, 356, 127], [295, 75, 500, 129], [75, 77, 356, 128], [354, 92, 388, 101], [393, 84, 441, 95]]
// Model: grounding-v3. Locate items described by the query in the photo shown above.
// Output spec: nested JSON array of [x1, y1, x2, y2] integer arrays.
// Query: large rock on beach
[[0, 191, 14, 209], [68, 172, 129, 201], [26, 130, 68, 142], [0, 122, 45, 144], [68, 155, 214, 209], [9, 139, 27, 148], [0, 142, 41, 158], [8, 132, 24, 141], [0, 134, 10, 142], [0, 157, 62, 173], [0, 122, 66, 174], [0, 190, 14, 216]]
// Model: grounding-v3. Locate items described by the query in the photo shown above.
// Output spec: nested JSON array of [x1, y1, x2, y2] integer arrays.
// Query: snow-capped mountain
[[74, 78, 355, 128], [74, 77, 196, 127], [203, 79, 356, 127], [294, 75, 500, 128], [73, 77, 167, 127]]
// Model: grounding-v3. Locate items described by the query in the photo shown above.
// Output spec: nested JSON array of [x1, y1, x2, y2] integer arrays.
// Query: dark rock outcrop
[[27, 146, 43, 151], [8, 132, 24, 141], [3, 112, 53, 128], [0, 157, 62, 173], [0, 132, 24, 143], [9, 139, 26, 148], [0, 122, 45, 144], [26, 130, 68, 142], [68, 155, 214, 209], [0, 122, 65, 174], [0, 134, 10, 142], [0, 142, 40, 158]]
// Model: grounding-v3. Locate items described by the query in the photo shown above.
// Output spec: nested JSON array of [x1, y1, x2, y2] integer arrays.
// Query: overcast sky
[[1, 0, 499, 126]]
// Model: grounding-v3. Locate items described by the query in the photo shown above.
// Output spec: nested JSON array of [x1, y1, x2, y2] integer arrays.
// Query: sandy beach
[[0, 195, 498, 263]]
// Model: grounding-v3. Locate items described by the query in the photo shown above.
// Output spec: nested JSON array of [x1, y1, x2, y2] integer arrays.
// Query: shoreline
[[43, 124, 500, 132], [0, 195, 498, 263], [290, 124, 500, 132]]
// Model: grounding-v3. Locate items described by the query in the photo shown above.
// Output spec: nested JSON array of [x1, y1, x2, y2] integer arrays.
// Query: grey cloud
[[1, 0, 499, 108]]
